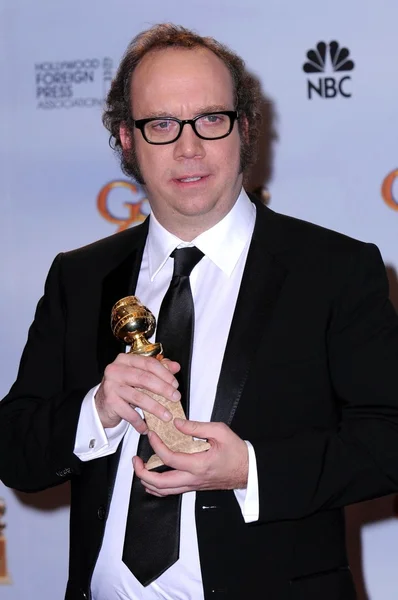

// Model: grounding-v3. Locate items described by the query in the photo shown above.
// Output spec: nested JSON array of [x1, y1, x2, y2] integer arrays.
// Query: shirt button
[[97, 505, 106, 521], [89, 439, 96, 449]]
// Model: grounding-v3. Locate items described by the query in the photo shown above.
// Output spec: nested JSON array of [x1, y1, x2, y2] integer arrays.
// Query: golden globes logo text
[[97, 181, 149, 232], [382, 169, 398, 211]]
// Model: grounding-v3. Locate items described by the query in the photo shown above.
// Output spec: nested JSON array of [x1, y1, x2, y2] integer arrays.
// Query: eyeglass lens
[[144, 113, 232, 143]]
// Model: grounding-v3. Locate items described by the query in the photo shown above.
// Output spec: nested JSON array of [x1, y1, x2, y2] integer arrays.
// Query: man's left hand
[[133, 419, 249, 496]]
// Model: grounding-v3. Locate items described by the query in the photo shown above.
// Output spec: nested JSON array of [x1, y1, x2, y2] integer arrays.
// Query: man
[[1, 23, 398, 600]]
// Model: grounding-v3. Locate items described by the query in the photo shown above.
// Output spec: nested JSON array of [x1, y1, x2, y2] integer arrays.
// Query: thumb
[[160, 358, 181, 374], [174, 418, 209, 439]]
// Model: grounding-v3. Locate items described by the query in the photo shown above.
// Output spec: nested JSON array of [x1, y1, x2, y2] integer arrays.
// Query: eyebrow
[[140, 105, 232, 119]]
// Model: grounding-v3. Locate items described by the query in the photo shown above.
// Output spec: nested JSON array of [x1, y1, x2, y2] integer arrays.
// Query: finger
[[146, 431, 201, 472], [134, 457, 178, 494], [174, 418, 220, 442], [118, 353, 181, 385], [95, 383, 148, 431], [160, 358, 181, 375], [104, 361, 181, 405], [144, 488, 163, 497], [144, 484, 191, 496], [135, 458, 194, 490], [133, 455, 145, 472], [118, 385, 174, 423], [124, 365, 181, 403], [110, 396, 148, 434], [133, 455, 159, 483], [143, 474, 193, 494], [133, 433, 206, 487], [110, 352, 180, 386]]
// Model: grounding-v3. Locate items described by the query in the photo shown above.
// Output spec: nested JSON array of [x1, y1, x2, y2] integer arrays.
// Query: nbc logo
[[303, 41, 355, 99]]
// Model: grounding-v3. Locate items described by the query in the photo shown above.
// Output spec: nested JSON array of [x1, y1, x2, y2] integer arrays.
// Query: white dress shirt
[[74, 188, 259, 599]]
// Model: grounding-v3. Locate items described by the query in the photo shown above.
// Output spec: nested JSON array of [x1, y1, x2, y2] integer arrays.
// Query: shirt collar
[[147, 188, 256, 280]]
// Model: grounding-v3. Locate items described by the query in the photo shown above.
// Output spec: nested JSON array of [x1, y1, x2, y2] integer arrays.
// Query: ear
[[120, 123, 132, 150]]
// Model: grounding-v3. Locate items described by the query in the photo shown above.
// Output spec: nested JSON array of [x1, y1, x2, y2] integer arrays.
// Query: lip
[[172, 174, 210, 187]]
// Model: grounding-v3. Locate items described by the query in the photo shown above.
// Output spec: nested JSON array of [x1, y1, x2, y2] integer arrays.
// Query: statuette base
[[139, 389, 210, 470]]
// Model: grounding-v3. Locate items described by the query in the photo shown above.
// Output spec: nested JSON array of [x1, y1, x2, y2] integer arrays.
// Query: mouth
[[173, 174, 210, 186], [180, 176, 202, 182]]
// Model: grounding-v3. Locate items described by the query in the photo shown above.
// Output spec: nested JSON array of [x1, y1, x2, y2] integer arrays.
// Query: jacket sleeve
[[0, 254, 88, 492], [253, 243, 398, 523]]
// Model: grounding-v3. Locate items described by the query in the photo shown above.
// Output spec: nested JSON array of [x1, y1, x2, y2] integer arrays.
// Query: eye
[[198, 113, 226, 126], [150, 120, 172, 131], [205, 114, 222, 123]]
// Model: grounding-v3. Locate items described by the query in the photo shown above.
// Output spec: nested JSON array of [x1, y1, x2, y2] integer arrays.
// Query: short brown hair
[[103, 23, 263, 183]]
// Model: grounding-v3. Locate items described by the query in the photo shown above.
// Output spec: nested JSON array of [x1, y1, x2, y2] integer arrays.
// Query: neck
[[156, 203, 237, 241]]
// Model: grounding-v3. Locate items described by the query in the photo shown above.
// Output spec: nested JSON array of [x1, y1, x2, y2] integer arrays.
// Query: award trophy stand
[[111, 296, 210, 469], [0, 499, 11, 584]]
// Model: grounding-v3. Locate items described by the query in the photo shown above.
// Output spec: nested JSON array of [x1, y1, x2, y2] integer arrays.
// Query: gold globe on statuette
[[0, 499, 11, 584], [111, 296, 210, 469]]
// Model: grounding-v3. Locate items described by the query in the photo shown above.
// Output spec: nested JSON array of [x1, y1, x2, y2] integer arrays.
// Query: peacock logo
[[303, 41, 355, 99]]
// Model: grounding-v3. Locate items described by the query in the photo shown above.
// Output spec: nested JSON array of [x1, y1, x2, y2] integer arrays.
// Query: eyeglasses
[[133, 111, 239, 145]]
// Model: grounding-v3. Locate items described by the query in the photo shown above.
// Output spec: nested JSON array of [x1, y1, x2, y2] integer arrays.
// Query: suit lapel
[[211, 203, 287, 425], [97, 219, 149, 507], [97, 219, 149, 375]]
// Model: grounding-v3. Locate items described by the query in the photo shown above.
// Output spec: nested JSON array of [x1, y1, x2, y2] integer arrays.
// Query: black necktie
[[122, 246, 204, 586]]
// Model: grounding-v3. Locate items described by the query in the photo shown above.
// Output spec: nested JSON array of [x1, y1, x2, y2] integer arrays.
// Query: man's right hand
[[95, 354, 181, 432]]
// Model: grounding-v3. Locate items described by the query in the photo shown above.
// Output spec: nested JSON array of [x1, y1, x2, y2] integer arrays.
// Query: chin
[[177, 198, 218, 216]]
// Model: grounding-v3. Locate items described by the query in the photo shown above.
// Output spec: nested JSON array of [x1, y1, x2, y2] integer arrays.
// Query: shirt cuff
[[233, 440, 259, 523], [73, 384, 129, 461]]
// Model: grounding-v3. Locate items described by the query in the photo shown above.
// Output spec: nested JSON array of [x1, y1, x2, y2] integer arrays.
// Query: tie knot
[[171, 246, 204, 277]]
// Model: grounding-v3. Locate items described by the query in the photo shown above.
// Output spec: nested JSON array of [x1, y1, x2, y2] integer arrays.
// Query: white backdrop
[[1, 1, 397, 598]]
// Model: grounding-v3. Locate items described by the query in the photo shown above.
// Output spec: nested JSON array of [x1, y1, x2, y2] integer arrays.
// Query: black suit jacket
[[1, 198, 398, 600]]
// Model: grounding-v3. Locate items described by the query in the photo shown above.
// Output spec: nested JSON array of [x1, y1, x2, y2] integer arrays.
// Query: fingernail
[[163, 410, 172, 421], [174, 418, 185, 427], [148, 431, 153, 439], [172, 390, 181, 401], [172, 379, 179, 389]]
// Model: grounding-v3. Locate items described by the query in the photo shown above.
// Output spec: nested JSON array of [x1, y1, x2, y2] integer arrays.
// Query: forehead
[[130, 47, 235, 116]]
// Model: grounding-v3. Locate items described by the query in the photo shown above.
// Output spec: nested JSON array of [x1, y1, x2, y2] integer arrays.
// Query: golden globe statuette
[[111, 296, 210, 470], [0, 498, 11, 584]]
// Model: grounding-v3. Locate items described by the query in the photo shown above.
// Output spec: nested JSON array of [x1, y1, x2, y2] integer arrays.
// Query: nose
[[173, 122, 205, 160]]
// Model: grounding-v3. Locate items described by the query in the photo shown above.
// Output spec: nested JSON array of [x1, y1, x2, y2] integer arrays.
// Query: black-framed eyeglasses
[[133, 111, 239, 145]]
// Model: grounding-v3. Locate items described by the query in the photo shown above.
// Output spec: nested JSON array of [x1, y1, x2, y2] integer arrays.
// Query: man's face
[[121, 47, 244, 239]]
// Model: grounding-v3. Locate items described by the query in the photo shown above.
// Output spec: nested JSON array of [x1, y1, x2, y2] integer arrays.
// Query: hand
[[95, 354, 181, 432], [133, 419, 249, 496]]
